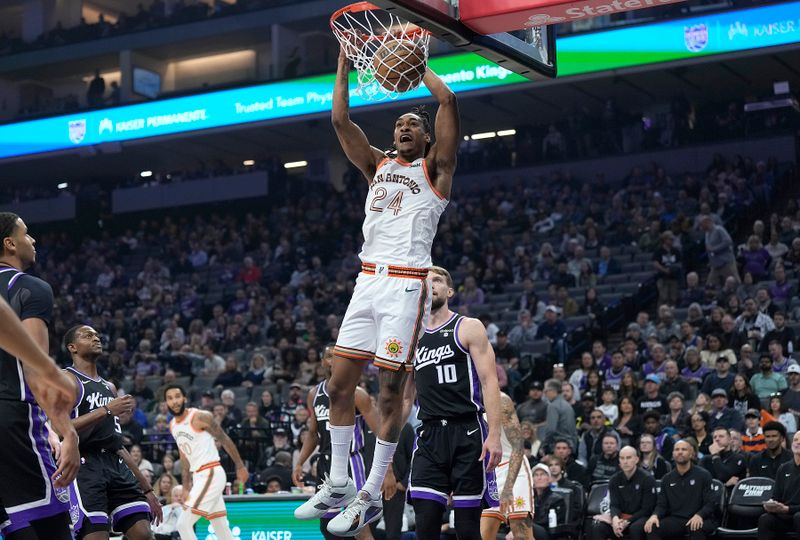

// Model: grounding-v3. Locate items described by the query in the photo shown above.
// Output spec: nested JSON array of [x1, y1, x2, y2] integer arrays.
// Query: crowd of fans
[[12, 145, 799, 536]]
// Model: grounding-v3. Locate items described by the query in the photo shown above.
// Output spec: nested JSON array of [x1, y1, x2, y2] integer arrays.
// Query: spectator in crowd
[[87, 68, 105, 107], [258, 450, 293, 491], [531, 463, 567, 540], [701, 356, 736, 397], [679, 272, 705, 308], [552, 438, 588, 487], [768, 267, 794, 307], [543, 454, 584, 530], [569, 352, 596, 393], [493, 330, 520, 370], [757, 432, 800, 538], [536, 306, 567, 362], [682, 347, 711, 390], [768, 340, 797, 374], [639, 433, 671, 480], [720, 315, 746, 352], [689, 411, 713, 456], [638, 440, 718, 539], [766, 394, 797, 439], [783, 365, 800, 415], [739, 235, 772, 282], [642, 411, 674, 461], [220, 389, 243, 424], [653, 232, 682, 307], [213, 356, 244, 389], [729, 374, 761, 419], [588, 432, 622, 484], [736, 298, 776, 349], [152, 485, 184, 539], [662, 392, 691, 438], [700, 426, 747, 487], [541, 378, 578, 453], [508, 309, 538, 349], [661, 362, 690, 399], [699, 333, 735, 369], [598, 387, 619, 424], [579, 409, 616, 464], [242, 353, 269, 387], [638, 375, 668, 415], [741, 408, 766, 454], [748, 421, 791, 478], [200, 343, 225, 376], [708, 388, 744, 432], [605, 350, 632, 391], [517, 381, 548, 426], [642, 345, 668, 380], [751, 354, 788, 400], [761, 311, 796, 354], [613, 396, 643, 448], [702, 215, 740, 288]]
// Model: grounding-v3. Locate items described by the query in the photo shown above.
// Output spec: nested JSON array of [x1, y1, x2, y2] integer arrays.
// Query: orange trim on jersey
[[508, 512, 532, 520], [373, 357, 403, 372], [333, 347, 375, 361], [393, 157, 412, 166], [421, 159, 446, 200], [189, 466, 215, 509], [360, 262, 428, 279], [207, 511, 227, 520], [481, 510, 505, 522], [188, 408, 205, 433], [404, 281, 428, 365], [376, 157, 391, 172], [196, 461, 221, 473]]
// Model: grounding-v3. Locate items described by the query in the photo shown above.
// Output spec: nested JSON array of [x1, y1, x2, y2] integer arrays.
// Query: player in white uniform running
[[480, 392, 534, 540], [164, 385, 249, 540], [294, 45, 460, 536]]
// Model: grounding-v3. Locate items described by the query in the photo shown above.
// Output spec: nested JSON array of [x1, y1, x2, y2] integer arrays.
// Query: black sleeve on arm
[[630, 475, 657, 522], [609, 477, 622, 518], [15, 276, 54, 324]]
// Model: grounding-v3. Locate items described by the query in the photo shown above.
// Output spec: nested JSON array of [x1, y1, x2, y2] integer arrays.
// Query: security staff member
[[700, 426, 747, 487], [635, 439, 718, 539], [590, 446, 656, 540], [749, 421, 791, 479], [757, 431, 800, 538]]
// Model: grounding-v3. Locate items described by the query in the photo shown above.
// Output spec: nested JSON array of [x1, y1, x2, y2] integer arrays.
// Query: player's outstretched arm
[[292, 389, 320, 487], [423, 69, 459, 199], [460, 317, 502, 470], [356, 387, 397, 500], [498, 392, 524, 514], [193, 410, 250, 491], [118, 446, 163, 524], [332, 47, 385, 180], [3, 296, 81, 487]]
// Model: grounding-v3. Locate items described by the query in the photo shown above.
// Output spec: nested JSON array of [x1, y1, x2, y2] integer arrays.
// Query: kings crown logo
[[684, 24, 709, 53]]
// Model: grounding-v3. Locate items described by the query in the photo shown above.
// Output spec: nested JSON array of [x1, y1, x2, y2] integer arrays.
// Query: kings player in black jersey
[[63, 325, 162, 540], [0, 212, 80, 540], [293, 344, 392, 540], [404, 266, 502, 540]]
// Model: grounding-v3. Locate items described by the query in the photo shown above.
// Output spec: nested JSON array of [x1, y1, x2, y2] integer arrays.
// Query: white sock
[[362, 438, 397, 499], [329, 424, 355, 486], [211, 516, 235, 540]]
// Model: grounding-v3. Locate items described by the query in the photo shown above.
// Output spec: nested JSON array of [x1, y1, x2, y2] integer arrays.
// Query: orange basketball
[[372, 39, 427, 93]]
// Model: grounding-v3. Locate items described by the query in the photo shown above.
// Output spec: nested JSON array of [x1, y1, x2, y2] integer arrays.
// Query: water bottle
[[548, 508, 557, 528]]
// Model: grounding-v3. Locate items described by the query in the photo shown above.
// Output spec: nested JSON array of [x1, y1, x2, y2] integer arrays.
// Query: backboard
[[370, 0, 557, 80]]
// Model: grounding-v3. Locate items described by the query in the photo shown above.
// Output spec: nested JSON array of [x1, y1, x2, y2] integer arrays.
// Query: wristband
[[143, 488, 153, 495], [103, 405, 112, 416]]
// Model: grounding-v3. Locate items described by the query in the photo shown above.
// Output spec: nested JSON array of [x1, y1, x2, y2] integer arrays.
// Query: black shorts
[[69, 450, 150, 537], [0, 400, 70, 537], [408, 415, 499, 509]]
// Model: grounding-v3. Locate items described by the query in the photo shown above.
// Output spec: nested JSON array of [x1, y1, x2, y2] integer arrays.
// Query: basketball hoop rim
[[330, 2, 430, 42]]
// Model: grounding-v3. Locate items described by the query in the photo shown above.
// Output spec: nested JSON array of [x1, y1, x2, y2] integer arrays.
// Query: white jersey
[[360, 157, 448, 268], [170, 408, 221, 472]]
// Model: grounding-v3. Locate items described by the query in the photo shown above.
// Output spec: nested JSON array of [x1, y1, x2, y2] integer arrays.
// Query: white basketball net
[[330, 2, 431, 102]]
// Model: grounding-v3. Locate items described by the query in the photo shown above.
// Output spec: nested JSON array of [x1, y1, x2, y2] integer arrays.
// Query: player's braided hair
[[0, 212, 19, 255]]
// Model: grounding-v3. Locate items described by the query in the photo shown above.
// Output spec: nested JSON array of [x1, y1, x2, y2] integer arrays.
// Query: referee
[[635, 439, 718, 540], [590, 446, 655, 540]]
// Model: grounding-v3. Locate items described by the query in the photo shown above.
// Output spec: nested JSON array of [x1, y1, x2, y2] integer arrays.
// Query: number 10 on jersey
[[436, 364, 457, 384]]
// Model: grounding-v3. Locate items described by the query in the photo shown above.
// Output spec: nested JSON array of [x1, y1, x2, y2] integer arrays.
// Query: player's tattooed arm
[[499, 392, 524, 513], [118, 446, 163, 524], [423, 68, 459, 199], [332, 47, 384, 180], [194, 410, 250, 490]]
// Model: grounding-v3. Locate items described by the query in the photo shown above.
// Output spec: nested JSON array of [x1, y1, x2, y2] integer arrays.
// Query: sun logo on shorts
[[385, 338, 403, 358], [515, 496, 525, 509]]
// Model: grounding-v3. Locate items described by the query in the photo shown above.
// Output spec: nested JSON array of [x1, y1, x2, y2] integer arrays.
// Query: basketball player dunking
[[0, 212, 80, 540], [480, 393, 534, 540], [295, 46, 464, 536], [63, 325, 162, 540], [293, 344, 393, 540], [164, 384, 249, 540], [404, 266, 501, 540]]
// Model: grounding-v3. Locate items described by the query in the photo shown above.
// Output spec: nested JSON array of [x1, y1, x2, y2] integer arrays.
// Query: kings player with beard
[[403, 266, 502, 540]]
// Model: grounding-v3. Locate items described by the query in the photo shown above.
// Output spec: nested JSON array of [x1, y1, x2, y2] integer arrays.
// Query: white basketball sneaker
[[327, 490, 383, 537], [294, 476, 357, 520]]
